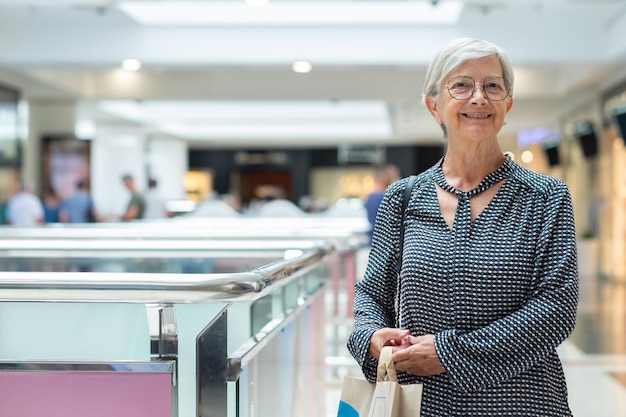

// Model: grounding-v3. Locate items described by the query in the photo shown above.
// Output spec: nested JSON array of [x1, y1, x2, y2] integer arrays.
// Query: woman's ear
[[425, 96, 443, 124], [506, 97, 514, 113]]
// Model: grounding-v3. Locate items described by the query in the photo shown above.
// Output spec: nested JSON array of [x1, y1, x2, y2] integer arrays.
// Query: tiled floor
[[560, 272, 626, 417], [325, 247, 626, 417]]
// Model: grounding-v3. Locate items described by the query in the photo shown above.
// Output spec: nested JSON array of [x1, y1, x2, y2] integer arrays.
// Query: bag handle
[[376, 346, 398, 382]]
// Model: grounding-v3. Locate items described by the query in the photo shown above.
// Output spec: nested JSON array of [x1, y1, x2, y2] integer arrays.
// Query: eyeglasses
[[445, 76, 510, 101]]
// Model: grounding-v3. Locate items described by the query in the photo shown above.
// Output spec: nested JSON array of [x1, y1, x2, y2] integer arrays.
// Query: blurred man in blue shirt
[[364, 164, 399, 246]]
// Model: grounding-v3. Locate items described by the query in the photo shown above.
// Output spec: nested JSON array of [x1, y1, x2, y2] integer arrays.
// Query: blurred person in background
[[143, 178, 169, 219], [120, 174, 146, 221], [6, 180, 44, 227], [364, 164, 399, 246], [0, 200, 7, 224], [59, 180, 98, 223], [247, 184, 285, 214], [42, 187, 60, 223]]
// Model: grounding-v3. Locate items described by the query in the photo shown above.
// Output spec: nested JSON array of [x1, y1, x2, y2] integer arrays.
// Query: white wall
[[91, 128, 188, 219], [91, 127, 146, 219], [146, 136, 187, 201], [25, 101, 76, 194], [24, 98, 189, 218]]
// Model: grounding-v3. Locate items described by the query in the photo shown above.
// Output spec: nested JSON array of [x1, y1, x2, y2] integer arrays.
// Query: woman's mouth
[[462, 113, 492, 119]]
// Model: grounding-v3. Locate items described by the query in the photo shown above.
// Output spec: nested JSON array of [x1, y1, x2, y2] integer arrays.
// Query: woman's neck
[[440, 147, 505, 192]]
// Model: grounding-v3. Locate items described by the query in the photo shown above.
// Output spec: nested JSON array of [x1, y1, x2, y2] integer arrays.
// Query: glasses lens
[[483, 77, 508, 101], [447, 76, 474, 100]]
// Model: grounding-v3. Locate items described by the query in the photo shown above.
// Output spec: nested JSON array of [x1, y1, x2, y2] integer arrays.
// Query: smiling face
[[425, 54, 513, 144]]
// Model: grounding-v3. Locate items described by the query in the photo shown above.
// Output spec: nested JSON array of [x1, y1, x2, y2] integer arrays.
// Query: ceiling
[[0, 0, 625, 149]]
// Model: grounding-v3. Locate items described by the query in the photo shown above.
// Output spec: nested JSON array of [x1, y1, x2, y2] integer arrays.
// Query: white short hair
[[421, 38, 515, 106]]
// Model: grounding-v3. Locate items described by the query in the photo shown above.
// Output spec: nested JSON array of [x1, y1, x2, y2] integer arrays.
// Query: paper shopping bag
[[337, 346, 422, 417], [336, 375, 375, 417]]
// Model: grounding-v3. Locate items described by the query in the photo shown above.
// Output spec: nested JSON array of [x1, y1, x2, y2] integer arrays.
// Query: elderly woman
[[347, 38, 578, 416]]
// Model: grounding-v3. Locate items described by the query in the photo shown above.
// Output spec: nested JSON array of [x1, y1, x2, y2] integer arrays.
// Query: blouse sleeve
[[346, 180, 406, 383], [434, 181, 579, 393]]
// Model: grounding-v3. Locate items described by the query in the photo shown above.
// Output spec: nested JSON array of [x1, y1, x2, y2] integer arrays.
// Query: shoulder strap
[[395, 175, 416, 328], [397, 175, 417, 276]]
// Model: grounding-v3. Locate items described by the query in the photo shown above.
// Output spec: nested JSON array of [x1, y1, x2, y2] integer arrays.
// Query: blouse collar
[[433, 155, 514, 198]]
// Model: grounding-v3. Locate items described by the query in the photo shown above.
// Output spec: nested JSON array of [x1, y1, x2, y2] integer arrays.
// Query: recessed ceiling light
[[75, 120, 96, 140], [121, 58, 142, 71], [245, 0, 269, 6], [292, 61, 312, 73]]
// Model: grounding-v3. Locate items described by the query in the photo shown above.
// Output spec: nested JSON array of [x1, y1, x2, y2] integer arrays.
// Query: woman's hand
[[368, 328, 410, 360], [392, 334, 445, 376]]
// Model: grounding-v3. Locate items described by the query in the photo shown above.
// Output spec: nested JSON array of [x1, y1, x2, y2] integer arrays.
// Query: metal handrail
[[0, 224, 366, 253], [0, 218, 369, 240], [0, 244, 334, 304], [0, 238, 327, 259]]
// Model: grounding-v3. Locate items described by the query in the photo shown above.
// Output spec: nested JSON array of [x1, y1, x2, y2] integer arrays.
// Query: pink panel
[[0, 371, 172, 417]]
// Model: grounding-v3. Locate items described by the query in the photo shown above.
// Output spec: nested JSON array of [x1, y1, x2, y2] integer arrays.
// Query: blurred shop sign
[[338, 144, 386, 165], [235, 151, 287, 165]]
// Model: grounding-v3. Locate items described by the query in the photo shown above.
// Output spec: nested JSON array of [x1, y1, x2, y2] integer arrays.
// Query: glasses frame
[[444, 76, 511, 101]]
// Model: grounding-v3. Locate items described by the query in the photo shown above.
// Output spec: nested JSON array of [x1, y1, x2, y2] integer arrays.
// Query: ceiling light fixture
[[121, 58, 142, 71], [75, 120, 97, 140], [245, 0, 269, 6], [292, 61, 312, 73], [117, 1, 463, 25], [97, 100, 392, 141]]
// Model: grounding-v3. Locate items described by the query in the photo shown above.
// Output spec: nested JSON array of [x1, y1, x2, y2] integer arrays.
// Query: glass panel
[[250, 295, 272, 335]]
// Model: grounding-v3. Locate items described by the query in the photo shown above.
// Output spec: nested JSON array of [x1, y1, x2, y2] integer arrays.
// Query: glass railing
[[0, 224, 365, 417]]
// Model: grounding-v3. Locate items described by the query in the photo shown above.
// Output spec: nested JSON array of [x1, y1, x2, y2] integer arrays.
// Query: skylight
[[117, 1, 463, 26]]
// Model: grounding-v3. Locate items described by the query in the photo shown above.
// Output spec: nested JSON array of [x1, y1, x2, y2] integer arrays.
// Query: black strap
[[395, 175, 416, 328], [397, 175, 417, 276]]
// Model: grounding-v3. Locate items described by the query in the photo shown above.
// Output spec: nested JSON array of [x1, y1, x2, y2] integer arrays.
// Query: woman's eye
[[486, 82, 503, 90]]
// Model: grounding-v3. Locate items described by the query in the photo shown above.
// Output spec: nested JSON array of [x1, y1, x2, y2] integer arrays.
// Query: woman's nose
[[470, 83, 488, 101]]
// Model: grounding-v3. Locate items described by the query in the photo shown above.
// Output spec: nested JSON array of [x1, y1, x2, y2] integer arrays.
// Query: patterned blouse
[[348, 156, 578, 416]]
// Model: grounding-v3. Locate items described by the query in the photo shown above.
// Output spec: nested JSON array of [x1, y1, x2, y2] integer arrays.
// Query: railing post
[[147, 304, 179, 360], [196, 307, 228, 417]]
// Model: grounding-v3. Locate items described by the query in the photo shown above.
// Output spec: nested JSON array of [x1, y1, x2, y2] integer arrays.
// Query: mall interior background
[[0, 2, 626, 416], [0, 4, 625, 282]]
